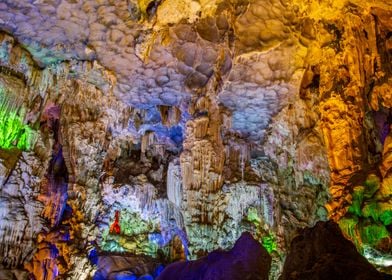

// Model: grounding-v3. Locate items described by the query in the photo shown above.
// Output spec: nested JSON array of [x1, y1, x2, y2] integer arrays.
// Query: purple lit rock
[[93, 255, 160, 280], [157, 232, 271, 280]]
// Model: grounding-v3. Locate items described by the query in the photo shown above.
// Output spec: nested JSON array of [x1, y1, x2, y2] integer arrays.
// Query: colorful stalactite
[[0, 86, 36, 150], [110, 210, 121, 235], [246, 207, 278, 254], [26, 105, 71, 280], [40, 106, 69, 226]]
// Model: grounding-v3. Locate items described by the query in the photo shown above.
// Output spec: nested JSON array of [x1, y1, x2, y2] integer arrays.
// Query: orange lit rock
[[1, 0, 392, 278], [110, 210, 121, 235]]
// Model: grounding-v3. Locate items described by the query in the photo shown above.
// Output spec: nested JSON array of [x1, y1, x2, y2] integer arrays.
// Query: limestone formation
[[0, 0, 391, 279]]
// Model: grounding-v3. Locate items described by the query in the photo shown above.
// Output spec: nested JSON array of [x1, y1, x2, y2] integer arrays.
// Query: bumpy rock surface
[[0, 0, 391, 279], [157, 232, 271, 280], [93, 255, 161, 280]]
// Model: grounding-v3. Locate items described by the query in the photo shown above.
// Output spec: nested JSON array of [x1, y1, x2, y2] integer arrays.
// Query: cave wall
[[0, 0, 391, 279]]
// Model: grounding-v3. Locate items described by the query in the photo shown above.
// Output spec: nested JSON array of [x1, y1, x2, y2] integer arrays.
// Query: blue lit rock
[[157, 232, 271, 280], [0, 0, 391, 279]]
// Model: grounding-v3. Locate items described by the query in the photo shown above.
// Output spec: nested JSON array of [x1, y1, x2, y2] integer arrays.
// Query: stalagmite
[[0, 0, 392, 279]]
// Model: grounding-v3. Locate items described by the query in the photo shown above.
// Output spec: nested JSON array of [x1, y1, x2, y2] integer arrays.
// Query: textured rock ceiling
[[0, 0, 392, 279], [0, 0, 302, 141]]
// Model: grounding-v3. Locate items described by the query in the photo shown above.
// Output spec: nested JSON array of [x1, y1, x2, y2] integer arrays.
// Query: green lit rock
[[379, 210, 392, 226], [120, 212, 154, 236], [362, 201, 381, 222], [247, 207, 261, 226], [0, 87, 37, 151], [338, 216, 359, 248], [100, 210, 162, 257], [348, 186, 364, 217], [363, 174, 380, 199], [361, 201, 392, 225], [359, 223, 389, 247], [262, 234, 278, 254], [246, 207, 278, 254], [339, 173, 392, 268]]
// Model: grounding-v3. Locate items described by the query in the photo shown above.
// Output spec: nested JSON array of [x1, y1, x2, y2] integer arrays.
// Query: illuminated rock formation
[[0, 0, 391, 279]]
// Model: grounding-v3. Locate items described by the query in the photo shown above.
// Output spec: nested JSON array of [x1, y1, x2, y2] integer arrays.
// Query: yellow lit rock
[[1, 0, 392, 278]]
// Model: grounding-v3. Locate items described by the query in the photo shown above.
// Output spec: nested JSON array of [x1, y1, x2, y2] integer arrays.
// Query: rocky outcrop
[[157, 232, 271, 280], [281, 221, 384, 280], [93, 255, 162, 280], [0, 0, 392, 279]]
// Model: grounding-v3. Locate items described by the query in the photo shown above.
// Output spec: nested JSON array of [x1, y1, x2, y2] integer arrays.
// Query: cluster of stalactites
[[0, 85, 36, 151]]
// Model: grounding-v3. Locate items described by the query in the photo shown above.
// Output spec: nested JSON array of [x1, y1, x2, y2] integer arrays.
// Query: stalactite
[[1, 0, 392, 278], [0, 86, 37, 151], [261, 184, 275, 227], [27, 101, 70, 280], [141, 131, 156, 154], [0, 153, 46, 268]]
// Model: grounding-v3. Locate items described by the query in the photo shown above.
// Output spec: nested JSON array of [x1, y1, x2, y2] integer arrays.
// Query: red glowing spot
[[110, 210, 121, 234]]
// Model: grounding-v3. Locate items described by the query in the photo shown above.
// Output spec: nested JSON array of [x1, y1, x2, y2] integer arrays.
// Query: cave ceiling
[[0, 0, 392, 279]]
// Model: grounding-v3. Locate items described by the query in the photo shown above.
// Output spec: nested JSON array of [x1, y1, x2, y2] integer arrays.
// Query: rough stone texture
[[280, 221, 384, 280], [0, 0, 391, 279], [93, 255, 161, 280], [157, 232, 271, 280]]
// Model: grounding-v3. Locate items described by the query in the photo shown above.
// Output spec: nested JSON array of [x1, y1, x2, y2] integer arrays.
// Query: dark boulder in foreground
[[157, 232, 271, 280], [281, 221, 386, 280], [93, 254, 161, 280]]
